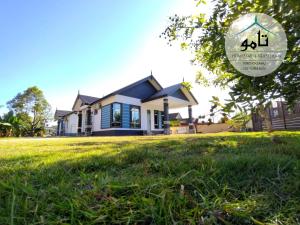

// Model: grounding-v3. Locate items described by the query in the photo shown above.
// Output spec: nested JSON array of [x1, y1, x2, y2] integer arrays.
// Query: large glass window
[[111, 103, 121, 127], [154, 111, 164, 129], [154, 110, 159, 129], [130, 106, 140, 128]]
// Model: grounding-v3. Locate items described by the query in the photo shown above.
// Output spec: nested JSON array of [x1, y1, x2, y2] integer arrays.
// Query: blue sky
[[0, 0, 226, 119]]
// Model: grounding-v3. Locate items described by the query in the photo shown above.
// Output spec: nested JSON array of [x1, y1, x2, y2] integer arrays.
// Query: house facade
[[54, 75, 198, 136]]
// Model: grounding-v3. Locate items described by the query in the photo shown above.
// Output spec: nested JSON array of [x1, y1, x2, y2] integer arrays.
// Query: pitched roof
[[169, 113, 182, 120], [54, 110, 72, 120], [91, 75, 162, 104], [72, 94, 100, 110], [142, 83, 198, 104], [142, 84, 182, 102], [78, 94, 100, 104]]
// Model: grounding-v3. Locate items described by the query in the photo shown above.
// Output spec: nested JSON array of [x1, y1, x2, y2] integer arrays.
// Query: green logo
[[225, 13, 287, 77]]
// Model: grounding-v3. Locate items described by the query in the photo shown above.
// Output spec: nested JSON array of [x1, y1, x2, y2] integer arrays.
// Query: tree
[[226, 112, 251, 131], [170, 119, 180, 127], [1, 111, 24, 136], [0, 122, 12, 137], [181, 81, 192, 91], [7, 86, 51, 136], [162, 0, 300, 132]]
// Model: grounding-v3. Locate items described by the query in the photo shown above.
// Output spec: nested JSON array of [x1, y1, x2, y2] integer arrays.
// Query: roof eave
[[141, 94, 168, 103]]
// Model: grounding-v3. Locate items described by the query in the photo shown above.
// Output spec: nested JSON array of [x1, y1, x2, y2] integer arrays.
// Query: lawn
[[0, 132, 299, 225]]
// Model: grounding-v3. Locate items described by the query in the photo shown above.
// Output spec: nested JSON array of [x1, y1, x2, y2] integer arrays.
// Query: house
[[252, 101, 300, 131], [54, 75, 198, 136], [169, 112, 182, 121]]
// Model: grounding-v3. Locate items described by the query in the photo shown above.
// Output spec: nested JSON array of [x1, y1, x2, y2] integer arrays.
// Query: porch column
[[57, 120, 60, 136], [61, 120, 64, 135], [188, 105, 196, 133], [163, 98, 170, 135]]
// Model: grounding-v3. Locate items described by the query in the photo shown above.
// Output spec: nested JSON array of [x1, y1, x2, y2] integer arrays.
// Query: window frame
[[130, 105, 141, 128], [111, 102, 122, 128]]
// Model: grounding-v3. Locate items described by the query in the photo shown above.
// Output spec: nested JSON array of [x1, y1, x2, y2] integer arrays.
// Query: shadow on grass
[[0, 134, 299, 224]]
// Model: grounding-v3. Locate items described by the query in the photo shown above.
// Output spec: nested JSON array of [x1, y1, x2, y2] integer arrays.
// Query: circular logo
[[225, 13, 287, 77]]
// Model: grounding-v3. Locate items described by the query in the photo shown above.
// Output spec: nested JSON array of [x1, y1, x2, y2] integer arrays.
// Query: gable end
[[170, 89, 189, 101], [119, 80, 158, 99]]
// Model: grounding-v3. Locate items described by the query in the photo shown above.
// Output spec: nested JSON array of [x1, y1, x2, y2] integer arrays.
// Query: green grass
[[0, 132, 299, 225]]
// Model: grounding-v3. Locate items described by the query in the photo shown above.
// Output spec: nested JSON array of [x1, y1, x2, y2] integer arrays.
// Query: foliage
[[170, 119, 180, 127], [162, 0, 300, 129], [199, 96, 233, 123], [0, 122, 12, 137], [181, 81, 192, 90], [7, 86, 51, 136], [0, 111, 25, 137], [226, 112, 251, 130], [0, 133, 299, 224]]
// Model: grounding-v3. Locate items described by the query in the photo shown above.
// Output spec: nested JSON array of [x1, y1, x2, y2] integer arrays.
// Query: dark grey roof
[[54, 110, 72, 120], [91, 75, 163, 104], [79, 95, 100, 104], [142, 83, 198, 104], [169, 113, 182, 120], [71, 94, 100, 111], [142, 84, 181, 102]]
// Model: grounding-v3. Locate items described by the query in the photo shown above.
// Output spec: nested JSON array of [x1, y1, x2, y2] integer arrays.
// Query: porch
[[142, 94, 198, 135]]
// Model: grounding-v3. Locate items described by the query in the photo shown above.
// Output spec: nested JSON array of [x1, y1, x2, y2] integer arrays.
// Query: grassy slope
[[0, 132, 299, 225]]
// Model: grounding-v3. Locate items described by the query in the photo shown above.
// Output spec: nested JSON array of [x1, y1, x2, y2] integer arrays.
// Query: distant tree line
[[0, 86, 51, 137]]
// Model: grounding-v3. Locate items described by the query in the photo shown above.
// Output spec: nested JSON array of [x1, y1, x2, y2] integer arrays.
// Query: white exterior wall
[[91, 104, 101, 132], [114, 95, 141, 106], [141, 103, 164, 131], [64, 113, 78, 134]]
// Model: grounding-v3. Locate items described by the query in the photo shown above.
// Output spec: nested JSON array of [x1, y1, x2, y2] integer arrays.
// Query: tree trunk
[[30, 124, 35, 137]]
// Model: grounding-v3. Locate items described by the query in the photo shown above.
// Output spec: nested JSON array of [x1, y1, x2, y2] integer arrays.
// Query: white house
[[54, 75, 198, 136]]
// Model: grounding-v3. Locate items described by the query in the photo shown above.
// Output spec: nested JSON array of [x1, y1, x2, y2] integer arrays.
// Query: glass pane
[[112, 103, 121, 127], [131, 107, 140, 128]]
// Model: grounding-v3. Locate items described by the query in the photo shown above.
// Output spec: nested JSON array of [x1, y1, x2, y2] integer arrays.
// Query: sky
[[0, 0, 227, 119]]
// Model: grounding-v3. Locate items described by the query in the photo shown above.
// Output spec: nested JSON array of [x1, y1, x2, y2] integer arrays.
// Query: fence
[[252, 101, 300, 131], [170, 123, 235, 134]]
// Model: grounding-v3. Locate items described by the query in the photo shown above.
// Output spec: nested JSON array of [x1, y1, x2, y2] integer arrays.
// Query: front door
[[147, 110, 151, 134]]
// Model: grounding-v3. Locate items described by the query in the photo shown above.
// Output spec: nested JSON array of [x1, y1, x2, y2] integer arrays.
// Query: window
[[78, 113, 82, 127], [161, 111, 164, 128], [154, 110, 159, 129], [111, 103, 121, 127], [86, 110, 92, 125], [94, 109, 98, 115], [130, 106, 140, 128]]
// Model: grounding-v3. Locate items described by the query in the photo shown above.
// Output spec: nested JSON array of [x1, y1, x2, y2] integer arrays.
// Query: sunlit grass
[[0, 132, 299, 224]]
